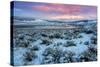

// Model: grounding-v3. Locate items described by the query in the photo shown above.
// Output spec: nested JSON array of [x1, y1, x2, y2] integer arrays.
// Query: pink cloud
[[32, 4, 81, 14]]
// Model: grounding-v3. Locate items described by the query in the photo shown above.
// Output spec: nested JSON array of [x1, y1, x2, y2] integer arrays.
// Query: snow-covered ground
[[12, 19, 97, 66]]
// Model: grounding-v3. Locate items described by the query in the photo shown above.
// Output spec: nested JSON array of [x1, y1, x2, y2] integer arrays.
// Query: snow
[[12, 19, 97, 66], [14, 48, 27, 65]]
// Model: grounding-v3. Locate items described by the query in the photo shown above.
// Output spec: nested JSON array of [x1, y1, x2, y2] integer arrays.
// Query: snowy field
[[12, 19, 97, 66]]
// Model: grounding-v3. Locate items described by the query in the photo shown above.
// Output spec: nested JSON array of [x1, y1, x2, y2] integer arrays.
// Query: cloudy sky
[[12, 1, 97, 20]]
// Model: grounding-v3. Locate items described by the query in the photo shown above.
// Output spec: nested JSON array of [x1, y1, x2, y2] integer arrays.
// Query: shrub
[[41, 39, 52, 46], [16, 40, 29, 48], [42, 47, 64, 63], [62, 51, 75, 63], [42, 56, 53, 64], [79, 46, 97, 62], [85, 30, 94, 34], [42, 47, 54, 56], [31, 45, 39, 51], [42, 47, 76, 64], [73, 30, 80, 36], [18, 34, 24, 40], [84, 41, 89, 45], [79, 41, 82, 44], [65, 36, 72, 40], [91, 36, 97, 44], [14, 38, 20, 47], [27, 38, 33, 42], [88, 45, 97, 55], [64, 41, 76, 47], [23, 51, 37, 62], [78, 35, 83, 38], [53, 33, 61, 38], [41, 33, 48, 37], [48, 35, 54, 39], [57, 42, 63, 46]]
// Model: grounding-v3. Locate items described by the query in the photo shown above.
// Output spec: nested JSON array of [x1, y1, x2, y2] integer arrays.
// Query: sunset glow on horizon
[[13, 1, 97, 20], [49, 15, 84, 19]]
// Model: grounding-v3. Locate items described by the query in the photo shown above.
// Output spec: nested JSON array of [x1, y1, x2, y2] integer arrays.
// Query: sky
[[12, 1, 97, 20]]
